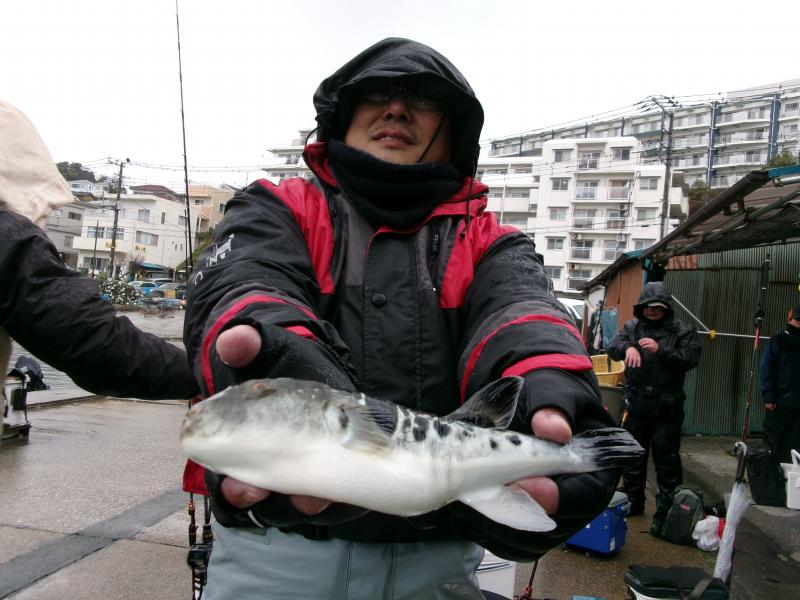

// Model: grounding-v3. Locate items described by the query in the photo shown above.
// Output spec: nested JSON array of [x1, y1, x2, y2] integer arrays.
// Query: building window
[[218, 202, 225, 213], [637, 207, 657, 222], [64, 235, 73, 248], [578, 151, 600, 170], [512, 166, 532, 174], [612, 147, 631, 161], [488, 189, 502, 198], [634, 238, 655, 250], [137, 209, 151, 223], [546, 238, 564, 250], [640, 177, 659, 191], [486, 168, 507, 175], [606, 209, 626, 229], [747, 107, 767, 120], [609, 180, 632, 200], [551, 178, 569, 191], [554, 149, 572, 163], [575, 180, 598, 199], [603, 240, 624, 261], [67, 211, 82, 221], [784, 101, 799, 114], [573, 209, 596, 230], [570, 240, 594, 260], [179, 215, 187, 227], [544, 266, 562, 279], [549, 207, 567, 221], [87, 226, 104, 239], [568, 268, 592, 290], [510, 191, 530, 198], [135, 231, 159, 246]]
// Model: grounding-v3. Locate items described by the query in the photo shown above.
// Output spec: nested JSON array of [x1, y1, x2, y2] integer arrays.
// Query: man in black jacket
[[607, 282, 701, 536], [185, 38, 621, 599], [760, 306, 800, 463]]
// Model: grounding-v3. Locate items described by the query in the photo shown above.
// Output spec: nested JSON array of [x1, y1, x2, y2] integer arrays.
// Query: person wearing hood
[[759, 306, 800, 464], [0, 99, 199, 416], [185, 38, 620, 598], [607, 281, 701, 536]]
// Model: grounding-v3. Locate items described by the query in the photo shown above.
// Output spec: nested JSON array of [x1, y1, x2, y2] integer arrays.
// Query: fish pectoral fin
[[447, 377, 523, 429], [340, 404, 394, 455], [458, 484, 556, 532]]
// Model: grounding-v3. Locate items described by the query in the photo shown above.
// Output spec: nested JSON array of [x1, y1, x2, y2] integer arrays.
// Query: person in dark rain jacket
[[184, 38, 621, 599], [760, 306, 800, 463], [0, 99, 199, 409], [607, 281, 701, 536]]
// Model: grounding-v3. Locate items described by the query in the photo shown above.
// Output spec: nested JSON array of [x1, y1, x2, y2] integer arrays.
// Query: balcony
[[577, 158, 599, 170], [715, 131, 768, 147], [717, 111, 770, 127], [575, 188, 598, 200], [713, 151, 767, 168], [572, 219, 594, 230], [567, 277, 590, 290], [608, 187, 631, 200], [570, 248, 592, 260], [674, 116, 709, 130], [604, 218, 626, 230]]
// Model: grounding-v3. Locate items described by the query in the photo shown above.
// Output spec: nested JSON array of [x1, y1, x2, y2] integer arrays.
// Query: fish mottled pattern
[[508, 434, 521, 446], [433, 420, 451, 438]]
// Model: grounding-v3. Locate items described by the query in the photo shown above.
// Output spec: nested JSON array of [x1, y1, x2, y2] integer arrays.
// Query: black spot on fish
[[414, 416, 429, 431], [339, 408, 349, 429], [490, 439, 498, 450], [433, 420, 451, 437], [507, 434, 521, 446], [413, 426, 426, 442]]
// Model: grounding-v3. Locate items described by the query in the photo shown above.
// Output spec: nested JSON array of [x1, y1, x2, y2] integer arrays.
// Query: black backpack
[[660, 485, 705, 545], [747, 446, 786, 507]]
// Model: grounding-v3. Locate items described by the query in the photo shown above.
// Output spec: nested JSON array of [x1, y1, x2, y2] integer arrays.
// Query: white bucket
[[780, 449, 800, 510]]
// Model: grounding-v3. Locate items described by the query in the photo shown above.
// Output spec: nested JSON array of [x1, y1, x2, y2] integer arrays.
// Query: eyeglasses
[[359, 88, 443, 112]]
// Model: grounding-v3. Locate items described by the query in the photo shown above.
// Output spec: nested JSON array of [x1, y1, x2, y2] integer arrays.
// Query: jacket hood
[[633, 281, 675, 321], [0, 100, 74, 228], [313, 37, 484, 178]]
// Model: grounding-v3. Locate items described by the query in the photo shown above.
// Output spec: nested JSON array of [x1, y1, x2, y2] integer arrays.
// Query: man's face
[[344, 86, 451, 165], [642, 305, 667, 321]]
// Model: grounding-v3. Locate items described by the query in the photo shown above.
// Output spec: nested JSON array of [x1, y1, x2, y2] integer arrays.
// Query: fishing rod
[[739, 253, 770, 447]]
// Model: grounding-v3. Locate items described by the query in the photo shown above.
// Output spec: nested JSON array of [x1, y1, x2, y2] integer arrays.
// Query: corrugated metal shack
[[583, 166, 800, 435]]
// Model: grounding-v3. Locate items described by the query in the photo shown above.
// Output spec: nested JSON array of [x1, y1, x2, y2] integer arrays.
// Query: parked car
[[151, 282, 188, 300], [128, 281, 158, 297]]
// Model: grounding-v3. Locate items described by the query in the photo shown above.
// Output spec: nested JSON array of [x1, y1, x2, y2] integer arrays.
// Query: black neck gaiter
[[328, 139, 461, 229]]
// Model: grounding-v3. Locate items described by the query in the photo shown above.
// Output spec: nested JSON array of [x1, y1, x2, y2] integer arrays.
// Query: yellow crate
[[594, 359, 625, 386]]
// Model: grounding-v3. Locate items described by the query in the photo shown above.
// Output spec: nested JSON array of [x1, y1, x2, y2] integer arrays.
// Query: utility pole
[[91, 219, 99, 278], [647, 96, 678, 239], [176, 0, 194, 274], [107, 158, 130, 277]]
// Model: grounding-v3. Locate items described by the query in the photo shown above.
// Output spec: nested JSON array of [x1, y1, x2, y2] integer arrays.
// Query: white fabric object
[[692, 515, 720, 552], [0, 100, 74, 227]]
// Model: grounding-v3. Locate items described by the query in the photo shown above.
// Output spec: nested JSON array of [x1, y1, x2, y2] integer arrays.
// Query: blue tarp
[[140, 262, 167, 270], [600, 308, 619, 349]]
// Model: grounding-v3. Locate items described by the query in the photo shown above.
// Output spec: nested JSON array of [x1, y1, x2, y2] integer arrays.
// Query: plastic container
[[591, 354, 625, 386], [566, 491, 628, 554], [780, 449, 800, 510]]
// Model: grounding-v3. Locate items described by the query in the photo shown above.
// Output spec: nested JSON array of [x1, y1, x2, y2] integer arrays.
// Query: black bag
[[625, 565, 729, 599], [747, 446, 786, 507], [660, 485, 705, 545]]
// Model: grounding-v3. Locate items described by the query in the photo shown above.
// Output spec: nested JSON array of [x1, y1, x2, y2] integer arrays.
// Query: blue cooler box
[[565, 491, 628, 554]]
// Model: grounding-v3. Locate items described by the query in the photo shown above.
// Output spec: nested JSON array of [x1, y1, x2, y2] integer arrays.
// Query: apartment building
[[487, 80, 800, 190], [45, 200, 92, 268], [263, 128, 317, 184], [71, 193, 196, 277], [479, 138, 687, 292], [188, 184, 235, 237]]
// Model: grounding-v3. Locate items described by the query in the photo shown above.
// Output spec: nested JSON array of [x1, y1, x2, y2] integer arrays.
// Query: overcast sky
[[2, 0, 797, 189]]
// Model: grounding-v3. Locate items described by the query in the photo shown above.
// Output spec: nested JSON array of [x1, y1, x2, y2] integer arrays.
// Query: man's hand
[[624, 346, 642, 368], [216, 324, 333, 516], [512, 407, 571, 515], [638, 337, 659, 353], [765, 403, 776, 411]]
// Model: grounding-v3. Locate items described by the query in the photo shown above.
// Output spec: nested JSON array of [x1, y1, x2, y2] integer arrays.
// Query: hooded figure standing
[[185, 38, 621, 599], [607, 282, 701, 536]]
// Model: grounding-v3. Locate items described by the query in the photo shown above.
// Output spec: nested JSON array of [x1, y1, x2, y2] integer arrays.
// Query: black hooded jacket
[[185, 38, 618, 560], [607, 282, 701, 393]]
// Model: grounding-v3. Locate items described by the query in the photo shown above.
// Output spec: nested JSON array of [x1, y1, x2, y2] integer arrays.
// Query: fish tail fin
[[569, 427, 644, 469]]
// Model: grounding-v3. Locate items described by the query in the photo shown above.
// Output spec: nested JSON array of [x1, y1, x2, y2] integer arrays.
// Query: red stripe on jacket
[[440, 212, 517, 309], [255, 178, 335, 295], [460, 314, 586, 401], [201, 295, 317, 395]]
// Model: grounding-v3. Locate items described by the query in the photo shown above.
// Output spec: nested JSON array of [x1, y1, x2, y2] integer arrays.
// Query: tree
[[98, 175, 127, 194], [687, 180, 726, 215], [764, 150, 800, 168], [56, 162, 97, 182]]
